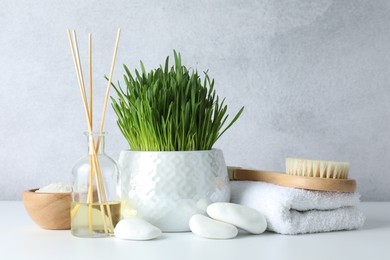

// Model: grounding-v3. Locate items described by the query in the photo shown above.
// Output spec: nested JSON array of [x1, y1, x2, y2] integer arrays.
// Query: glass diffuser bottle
[[71, 132, 120, 238]]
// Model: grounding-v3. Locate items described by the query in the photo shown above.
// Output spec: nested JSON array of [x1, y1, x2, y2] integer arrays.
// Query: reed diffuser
[[67, 29, 121, 237]]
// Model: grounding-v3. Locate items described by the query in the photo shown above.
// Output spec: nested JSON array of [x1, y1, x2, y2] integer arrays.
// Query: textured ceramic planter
[[118, 149, 230, 232]]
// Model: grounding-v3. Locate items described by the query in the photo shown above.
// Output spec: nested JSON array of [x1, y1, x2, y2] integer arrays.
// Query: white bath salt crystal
[[114, 218, 162, 240], [207, 202, 267, 234], [189, 214, 238, 239], [36, 183, 72, 193]]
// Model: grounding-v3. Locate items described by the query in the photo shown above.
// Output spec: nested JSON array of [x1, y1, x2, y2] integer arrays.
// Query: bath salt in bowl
[[36, 183, 72, 193], [23, 183, 72, 230]]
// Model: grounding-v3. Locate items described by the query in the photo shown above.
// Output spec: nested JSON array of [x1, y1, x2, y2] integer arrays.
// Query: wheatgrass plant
[[110, 51, 244, 151]]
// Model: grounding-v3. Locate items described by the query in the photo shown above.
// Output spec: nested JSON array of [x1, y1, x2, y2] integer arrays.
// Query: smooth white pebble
[[207, 202, 267, 234], [189, 214, 238, 239]]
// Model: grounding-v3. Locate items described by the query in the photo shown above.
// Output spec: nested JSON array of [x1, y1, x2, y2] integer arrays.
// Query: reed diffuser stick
[[93, 29, 121, 231], [88, 33, 94, 234], [92, 155, 114, 231], [72, 31, 88, 111], [88, 157, 93, 234], [96, 28, 121, 151], [89, 33, 93, 128]]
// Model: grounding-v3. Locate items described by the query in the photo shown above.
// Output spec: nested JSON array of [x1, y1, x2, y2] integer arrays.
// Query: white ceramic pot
[[118, 149, 230, 232]]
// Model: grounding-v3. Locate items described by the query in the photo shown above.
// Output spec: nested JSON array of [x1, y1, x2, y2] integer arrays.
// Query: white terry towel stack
[[230, 181, 365, 235]]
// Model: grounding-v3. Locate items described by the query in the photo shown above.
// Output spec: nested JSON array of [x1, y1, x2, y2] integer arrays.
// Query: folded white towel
[[230, 181, 366, 235]]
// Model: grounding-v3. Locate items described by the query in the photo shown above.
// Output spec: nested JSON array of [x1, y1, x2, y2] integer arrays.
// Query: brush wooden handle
[[229, 168, 357, 193]]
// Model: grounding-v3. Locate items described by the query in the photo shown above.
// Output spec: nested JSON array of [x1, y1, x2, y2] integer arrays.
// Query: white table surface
[[1, 201, 389, 260]]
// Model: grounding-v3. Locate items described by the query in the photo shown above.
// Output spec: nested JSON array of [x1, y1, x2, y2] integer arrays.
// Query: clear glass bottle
[[71, 132, 120, 238]]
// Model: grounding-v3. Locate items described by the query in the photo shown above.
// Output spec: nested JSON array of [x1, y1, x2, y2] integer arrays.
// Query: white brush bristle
[[286, 158, 349, 179]]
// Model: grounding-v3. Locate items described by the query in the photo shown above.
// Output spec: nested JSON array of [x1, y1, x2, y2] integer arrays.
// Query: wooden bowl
[[23, 189, 72, 230]]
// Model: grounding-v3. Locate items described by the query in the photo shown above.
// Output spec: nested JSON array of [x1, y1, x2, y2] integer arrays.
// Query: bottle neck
[[86, 132, 106, 155]]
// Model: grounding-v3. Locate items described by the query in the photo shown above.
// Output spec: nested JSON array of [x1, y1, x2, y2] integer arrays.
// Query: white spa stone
[[189, 214, 238, 239], [114, 218, 162, 240], [207, 202, 267, 234]]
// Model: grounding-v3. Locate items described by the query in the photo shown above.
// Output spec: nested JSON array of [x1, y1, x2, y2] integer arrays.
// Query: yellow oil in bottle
[[70, 201, 121, 238]]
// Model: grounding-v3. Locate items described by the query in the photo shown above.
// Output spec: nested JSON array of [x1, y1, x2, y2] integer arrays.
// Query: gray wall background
[[1, 0, 389, 201]]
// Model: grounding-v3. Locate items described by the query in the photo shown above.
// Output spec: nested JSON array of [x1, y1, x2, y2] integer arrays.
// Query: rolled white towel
[[230, 181, 365, 235]]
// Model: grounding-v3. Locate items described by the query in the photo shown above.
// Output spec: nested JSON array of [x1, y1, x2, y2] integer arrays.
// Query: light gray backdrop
[[1, 0, 389, 201]]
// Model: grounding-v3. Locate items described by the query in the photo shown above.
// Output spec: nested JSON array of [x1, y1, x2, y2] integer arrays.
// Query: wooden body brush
[[229, 158, 356, 193]]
